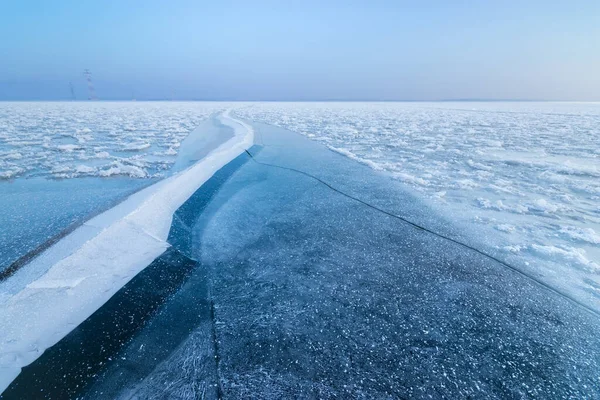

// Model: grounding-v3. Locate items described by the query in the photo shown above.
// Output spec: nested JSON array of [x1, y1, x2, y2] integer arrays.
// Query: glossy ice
[[5, 122, 599, 399], [236, 102, 600, 308]]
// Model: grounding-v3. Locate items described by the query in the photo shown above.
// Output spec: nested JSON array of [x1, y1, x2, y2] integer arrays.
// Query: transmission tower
[[83, 69, 97, 100], [69, 82, 76, 100]]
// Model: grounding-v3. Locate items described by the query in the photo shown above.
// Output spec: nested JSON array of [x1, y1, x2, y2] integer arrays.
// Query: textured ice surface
[[235, 102, 600, 309], [5, 120, 599, 399], [2, 102, 600, 398], [0, 103, 230, 274], [0, 102, 228, 179], [0, 111, 253, 393], [6, 125, 600, 399], [0, 177, 151, 273]]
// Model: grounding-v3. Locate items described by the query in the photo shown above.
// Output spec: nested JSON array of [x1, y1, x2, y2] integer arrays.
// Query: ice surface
[[170, 116, 234, 173], [0, 103, 232, 275], [7, 121, 598, 399], [235, 102, 600, 310], [0, 102, 228, 179], [1, 102, 599, 397], [0, 111, 253, 393], [0, 177, 152, 274]]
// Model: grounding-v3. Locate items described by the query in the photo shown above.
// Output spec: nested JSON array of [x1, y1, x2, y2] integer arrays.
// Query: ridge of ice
[[0, 111, 254, 393]]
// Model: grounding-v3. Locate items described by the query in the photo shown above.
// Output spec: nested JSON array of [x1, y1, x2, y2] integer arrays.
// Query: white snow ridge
[[0, 111, 254, 393]]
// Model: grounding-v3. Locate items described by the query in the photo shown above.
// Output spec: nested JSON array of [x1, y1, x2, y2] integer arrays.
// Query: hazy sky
[[1, 0, 599, 100]]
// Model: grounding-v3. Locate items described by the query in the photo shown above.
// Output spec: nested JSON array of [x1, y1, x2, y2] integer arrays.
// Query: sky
[[1, 0, 599, 101]]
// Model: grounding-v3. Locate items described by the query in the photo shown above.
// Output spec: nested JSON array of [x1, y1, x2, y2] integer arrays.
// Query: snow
[[55, 144, 80, 152], [121, 142, 151, 151], [0, 102, 227, 179], [529, 244, 599, 273], [0, 169, 22, 180], [560, 226, 600, 244], [98, 162, 148, 178], [0, 110, 253, 393], [235, 101, 600, 307]]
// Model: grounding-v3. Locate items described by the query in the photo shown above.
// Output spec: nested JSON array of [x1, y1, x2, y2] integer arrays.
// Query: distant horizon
[[2, 1, 599, 102], [1, 98, 599, 103]]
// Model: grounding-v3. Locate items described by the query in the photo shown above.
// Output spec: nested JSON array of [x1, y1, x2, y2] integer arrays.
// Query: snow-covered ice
[[0, 102, 236, 272], [0, 110, 253, 392], [235, 102, 600, 305], [1, 103, 599, 398], [0, 102, 227, 179]]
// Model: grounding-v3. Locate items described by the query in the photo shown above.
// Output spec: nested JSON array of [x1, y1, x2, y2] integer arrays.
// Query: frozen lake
[[4, 119, 599, 399], [0, 102, 599, 398], [2, 101, 598, 304], [236, 102, 600, 309]]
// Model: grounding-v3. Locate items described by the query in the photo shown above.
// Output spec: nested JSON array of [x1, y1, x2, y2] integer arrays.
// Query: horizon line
[[1, 99, 600, 103]]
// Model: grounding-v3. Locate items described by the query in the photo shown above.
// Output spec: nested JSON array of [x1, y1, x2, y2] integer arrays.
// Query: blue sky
[[1, 0, 599, 100]]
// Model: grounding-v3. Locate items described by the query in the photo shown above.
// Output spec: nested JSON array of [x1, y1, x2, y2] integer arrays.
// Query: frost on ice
[[0, 102, 227, 179], [235, 102, 600, 303]]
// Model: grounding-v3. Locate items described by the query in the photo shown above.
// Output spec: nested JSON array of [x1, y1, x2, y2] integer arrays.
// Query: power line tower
[[83, 69, 97, 100], [69, 82, 76, 100]]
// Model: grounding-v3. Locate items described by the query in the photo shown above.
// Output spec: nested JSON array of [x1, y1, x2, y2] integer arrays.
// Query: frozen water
[[235, 102, 600, 308], [6, 121, 599, 399], [0, 177, 151, 273], [0, 102, 227, 179], [0, 111, 253, 393], [0, 102, 233, 273], [1, 102, 599, 397]]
